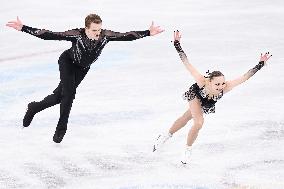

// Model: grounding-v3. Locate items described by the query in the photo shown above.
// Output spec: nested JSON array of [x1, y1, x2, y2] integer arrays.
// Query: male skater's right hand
[[6, 16, 23, 31]]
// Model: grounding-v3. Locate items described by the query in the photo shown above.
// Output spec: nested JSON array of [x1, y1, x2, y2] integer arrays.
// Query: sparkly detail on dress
[[183, 83, 223, 114]]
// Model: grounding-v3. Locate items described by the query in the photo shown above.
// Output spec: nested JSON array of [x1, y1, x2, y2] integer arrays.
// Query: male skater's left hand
[[149, 21, 164, 36]]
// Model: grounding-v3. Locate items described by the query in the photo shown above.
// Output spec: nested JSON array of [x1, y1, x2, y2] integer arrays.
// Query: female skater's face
[[85, 22, 102, 40], [210, 76, 226, 93]]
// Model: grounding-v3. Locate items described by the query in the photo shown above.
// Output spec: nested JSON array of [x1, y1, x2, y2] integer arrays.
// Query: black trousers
[[32, 51, 89, 133]]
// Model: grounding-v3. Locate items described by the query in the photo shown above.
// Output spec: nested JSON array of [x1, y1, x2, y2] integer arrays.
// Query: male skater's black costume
[[21, 25, 150, 143]]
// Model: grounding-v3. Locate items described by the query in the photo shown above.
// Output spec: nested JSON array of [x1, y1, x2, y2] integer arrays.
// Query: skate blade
[[153, 145, 156, 152], [181, 160, 187, 164]]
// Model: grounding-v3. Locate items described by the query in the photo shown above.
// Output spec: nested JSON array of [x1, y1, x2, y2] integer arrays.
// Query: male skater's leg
[[53, 61, 89, 143], [22, 52, 70, 127], [23, 52, 88, 127], [23, 83, 63, 127]]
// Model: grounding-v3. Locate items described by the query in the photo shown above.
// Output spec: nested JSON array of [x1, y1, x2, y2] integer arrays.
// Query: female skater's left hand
[[259, 52, 272, 64], [149, 21, 164, 36]]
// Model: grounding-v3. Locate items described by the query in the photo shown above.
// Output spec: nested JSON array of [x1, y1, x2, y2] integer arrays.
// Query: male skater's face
[[85, 22, 102, 40]]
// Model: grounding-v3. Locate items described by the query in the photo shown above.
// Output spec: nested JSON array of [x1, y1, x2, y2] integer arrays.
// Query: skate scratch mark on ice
[[24, 163, 66, 189], [118, 184, 201, 189], [0, 49, 64, 63], [122, 150, 158, 170], [73, 110, 153, 125], [87, 156, 125, 171], [223, 160, 284, 188], [199, 143, 226, 153], [258, 121, 284, 140], [233, 159, 284, 170], [0, 170, 28, 189], [85, 154, 136, 178], [59, 159, 92, 177]]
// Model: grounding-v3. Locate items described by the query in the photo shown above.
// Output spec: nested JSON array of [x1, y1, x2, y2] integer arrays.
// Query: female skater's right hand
[[6, 16, 23, 31], [174, 30, 182, 42], [259, 52, 272, 64]]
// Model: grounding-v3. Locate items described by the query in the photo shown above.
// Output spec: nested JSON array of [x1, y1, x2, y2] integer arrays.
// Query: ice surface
[[0, 0, 284, 188]]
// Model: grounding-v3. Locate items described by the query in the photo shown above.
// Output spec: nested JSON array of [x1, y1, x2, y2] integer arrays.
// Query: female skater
[[153, 31, 272, 164]]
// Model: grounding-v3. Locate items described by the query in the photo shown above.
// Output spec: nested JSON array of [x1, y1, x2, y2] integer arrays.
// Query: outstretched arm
[[224, 52, 272, 93], [6, 16, 23, 31], [6, 17, 79, 41], [173, 31, 205, 87], [105, 21, 164, 41]]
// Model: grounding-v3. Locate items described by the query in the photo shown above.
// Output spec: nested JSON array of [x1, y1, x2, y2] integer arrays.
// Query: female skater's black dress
[[183, 83, 223, 114]]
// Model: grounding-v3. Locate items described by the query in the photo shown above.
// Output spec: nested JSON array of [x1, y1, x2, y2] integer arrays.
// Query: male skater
[[6, 14, 164, 143]]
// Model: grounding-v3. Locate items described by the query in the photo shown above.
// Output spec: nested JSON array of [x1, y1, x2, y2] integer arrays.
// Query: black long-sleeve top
[[21, 25, 150, 68]]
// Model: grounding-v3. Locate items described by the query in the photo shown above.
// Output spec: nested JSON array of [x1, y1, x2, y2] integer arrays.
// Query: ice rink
[[1, 0, 284, 188]]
